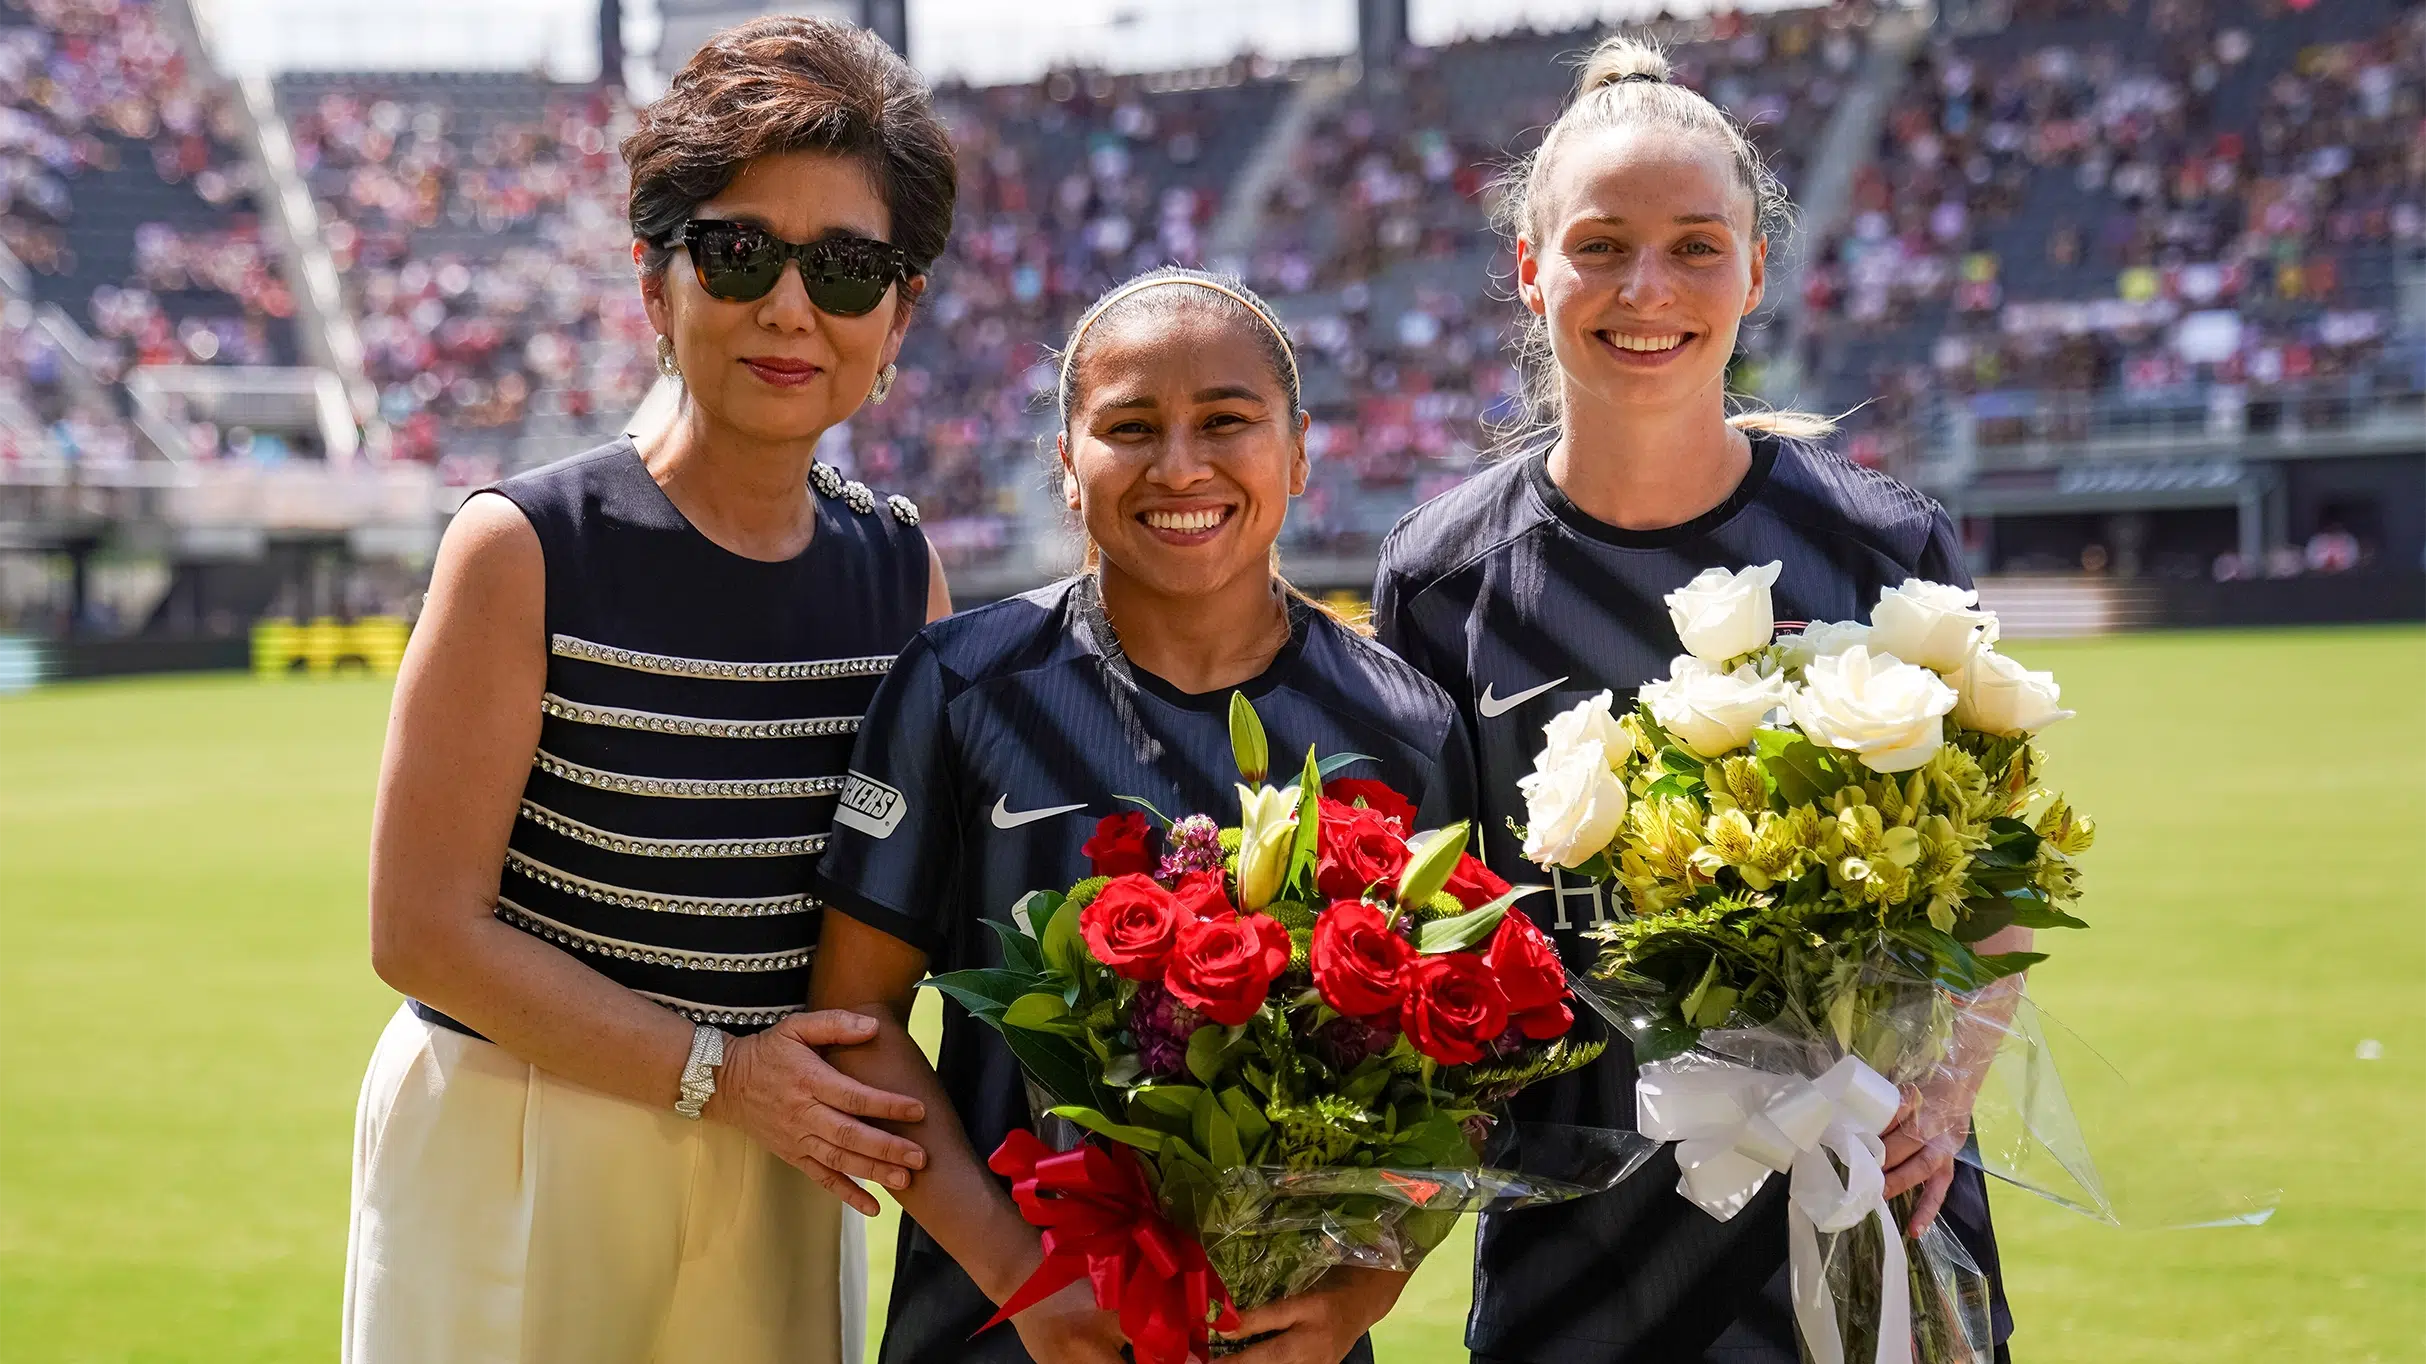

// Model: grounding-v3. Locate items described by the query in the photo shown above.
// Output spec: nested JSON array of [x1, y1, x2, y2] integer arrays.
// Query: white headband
[[1059, 276, 1301, 404]]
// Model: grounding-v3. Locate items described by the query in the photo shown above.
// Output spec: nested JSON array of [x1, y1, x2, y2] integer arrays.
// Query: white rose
[[1665, 561, 1782, 664], [1519, 739, 1630, 869], [1640, 654, 1791, 758], [1542, 689, 1634, 764], [1951, 646, 2075, 737], [1787, 646, 1960, 773], [1778, 619, 1872, 669], [1867, 579, 1995, 673]]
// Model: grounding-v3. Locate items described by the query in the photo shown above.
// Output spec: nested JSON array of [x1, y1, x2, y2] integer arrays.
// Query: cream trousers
[[344, 1004, 866, 1363]]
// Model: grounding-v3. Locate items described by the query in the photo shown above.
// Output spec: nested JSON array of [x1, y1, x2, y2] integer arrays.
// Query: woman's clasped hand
[[701, 1009, 929, 1216]]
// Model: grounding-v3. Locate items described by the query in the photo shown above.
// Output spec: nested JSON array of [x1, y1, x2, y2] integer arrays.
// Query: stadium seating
[[1799, 0, 2426, 476], [272, 71, 647, 480], [6, 0, 2420, 630], [3, 0, 301, 463]]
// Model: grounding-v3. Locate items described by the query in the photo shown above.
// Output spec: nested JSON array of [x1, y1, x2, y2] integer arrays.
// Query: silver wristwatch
[[674, 1023, 727, 1120]]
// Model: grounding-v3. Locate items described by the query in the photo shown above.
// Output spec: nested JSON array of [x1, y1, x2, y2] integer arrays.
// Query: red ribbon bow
[[978, 1130, 1239, 1364]]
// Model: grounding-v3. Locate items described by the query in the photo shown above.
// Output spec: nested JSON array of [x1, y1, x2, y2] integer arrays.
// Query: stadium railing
[[125, 364, 363, 462], [1920, 374, 2426, 478]]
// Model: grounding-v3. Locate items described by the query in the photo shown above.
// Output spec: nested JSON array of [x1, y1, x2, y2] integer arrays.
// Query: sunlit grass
[[3, 627, 2419, 1361]]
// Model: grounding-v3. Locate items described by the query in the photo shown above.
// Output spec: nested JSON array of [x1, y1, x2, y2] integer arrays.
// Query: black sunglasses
[[655, 220, 913, 314]]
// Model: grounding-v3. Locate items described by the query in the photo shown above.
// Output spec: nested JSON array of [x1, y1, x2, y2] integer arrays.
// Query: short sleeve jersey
[[1372, 435, 2010, 1363], [813, 575, 1477, 1364]]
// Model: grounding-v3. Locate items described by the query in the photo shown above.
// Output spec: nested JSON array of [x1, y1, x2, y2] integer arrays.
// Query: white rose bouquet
[[1517, 566, 2093, 1364]]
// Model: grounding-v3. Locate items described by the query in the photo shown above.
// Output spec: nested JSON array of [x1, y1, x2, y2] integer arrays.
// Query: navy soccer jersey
[[813, 574, 1476, 1364], [1373, 435, 2011, 1364]]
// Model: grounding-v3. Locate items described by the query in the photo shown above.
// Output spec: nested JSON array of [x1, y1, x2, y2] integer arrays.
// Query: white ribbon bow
[[1638, 1054, 1911, 1364]]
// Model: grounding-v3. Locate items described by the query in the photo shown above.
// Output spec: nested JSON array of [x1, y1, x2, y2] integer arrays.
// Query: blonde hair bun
[[1580, 36, 1673, 92]]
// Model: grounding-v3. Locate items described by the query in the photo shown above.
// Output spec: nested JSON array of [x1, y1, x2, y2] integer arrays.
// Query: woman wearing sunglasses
[[348, 19, 955, 1363]]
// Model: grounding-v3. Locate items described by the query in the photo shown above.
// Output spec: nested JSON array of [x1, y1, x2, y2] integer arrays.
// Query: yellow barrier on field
[[1321, 590, 1374, 631], [251, 617, 411, 677]]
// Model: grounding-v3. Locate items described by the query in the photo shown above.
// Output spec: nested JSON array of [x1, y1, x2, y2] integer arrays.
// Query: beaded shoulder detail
[[886, 493, 920, 527], [809, 462, 845, 498]]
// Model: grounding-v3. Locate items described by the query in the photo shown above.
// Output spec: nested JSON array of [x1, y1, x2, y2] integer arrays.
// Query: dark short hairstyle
[[624, 16, 957, 286]]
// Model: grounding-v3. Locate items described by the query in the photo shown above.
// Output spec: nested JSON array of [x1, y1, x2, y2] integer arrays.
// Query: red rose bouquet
[[930, 696, 1622, 1363]]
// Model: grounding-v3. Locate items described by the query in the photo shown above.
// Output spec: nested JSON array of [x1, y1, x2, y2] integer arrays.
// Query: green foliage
[[1229, 690, 1270, 784], [1041, 888, 1088, 975], [1003, 1027, 1117, 1112], [1755, 725, 1851, 806], [1284, 745, 1323, 892], [1013, 888, 1064, 937], [1002, 991, 1076, 1032], [1414, 884, 1531, 953], [1460, 1035, 1607, 1101], [1047, 1104, 1175, 1154], [921, 967, 1033, 1023], [1185, 1023, 1231, 1086], [1220, 1087, 1272, 1155], [1268, 1094, 1381, 1168], [1317, 752, 1380, 780], [982, 917, 1045, 976], [1395, 822, 1470, 910]]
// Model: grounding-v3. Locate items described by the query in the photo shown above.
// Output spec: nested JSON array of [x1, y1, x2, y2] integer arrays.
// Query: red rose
[[1400, 953, 1510, 1065], [1443, 854, 1512, 911], [1171, 869, 1234, 920], [1322, 778, 1417, 831], [1078, 874, 1185, 980], [1081, 811, 1157, 878], [1486, 910, 1573, 1040], [1310, 899, 1413, 1019], [1314, 799, 1411, 901], [1165, 912, 1292, 1026]]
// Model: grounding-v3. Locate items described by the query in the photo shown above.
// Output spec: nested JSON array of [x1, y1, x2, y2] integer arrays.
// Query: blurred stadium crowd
[[3, 0, 2421, 590], [1805, 0, 2426, 482]]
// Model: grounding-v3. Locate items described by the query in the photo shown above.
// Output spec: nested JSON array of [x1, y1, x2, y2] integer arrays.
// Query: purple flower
[[1157, 814, 1225, 881], [1487, 1022, 1530, 1062], [1131, 980, 1204, 1079], [1311, 1013, 1398, 1071]]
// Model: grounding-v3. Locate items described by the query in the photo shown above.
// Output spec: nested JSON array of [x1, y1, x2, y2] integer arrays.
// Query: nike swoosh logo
[[990, 796, 1089, 830], [1477, 676, 1570, 719]]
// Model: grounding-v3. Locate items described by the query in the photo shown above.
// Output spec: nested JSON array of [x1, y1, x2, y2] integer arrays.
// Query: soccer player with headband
[[806, 267, 1480, 1364]]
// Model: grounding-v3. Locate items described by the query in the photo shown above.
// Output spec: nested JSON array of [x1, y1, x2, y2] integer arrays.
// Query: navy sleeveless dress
[[414, 437, 931, 1036]]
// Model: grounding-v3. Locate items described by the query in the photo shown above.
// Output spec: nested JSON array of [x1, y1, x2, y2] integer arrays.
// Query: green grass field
[[2, 627, 2420, 1362]]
